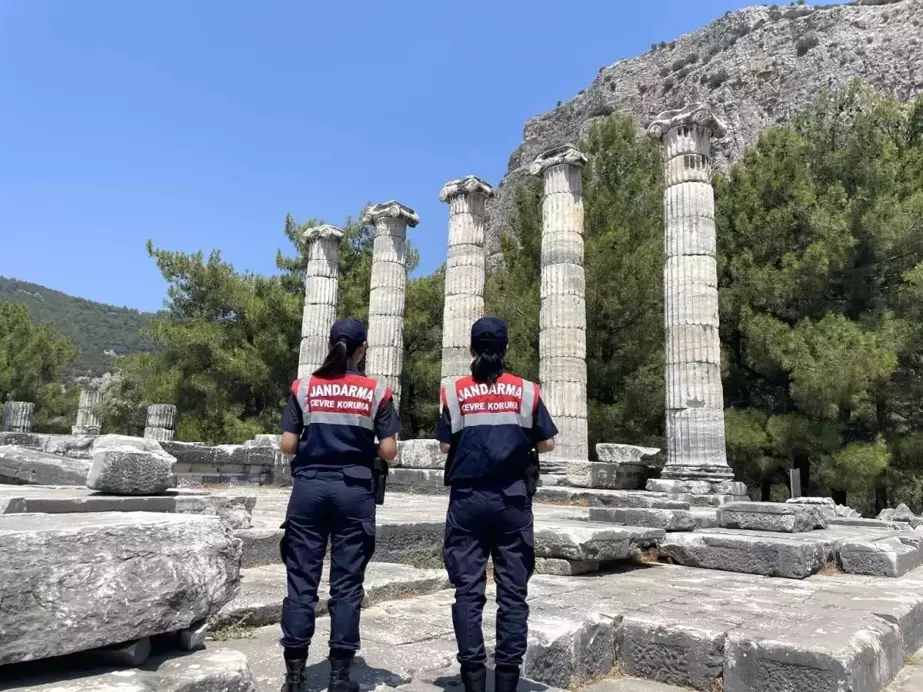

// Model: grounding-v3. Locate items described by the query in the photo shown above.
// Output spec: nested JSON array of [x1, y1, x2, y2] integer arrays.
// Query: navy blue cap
[[471, 316, 508, 351], [330, 318, 367, 346]]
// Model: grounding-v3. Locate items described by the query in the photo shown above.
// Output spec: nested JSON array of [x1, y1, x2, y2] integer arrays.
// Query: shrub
[[708, 70, 730, 89], [795, 33, 820, 56]]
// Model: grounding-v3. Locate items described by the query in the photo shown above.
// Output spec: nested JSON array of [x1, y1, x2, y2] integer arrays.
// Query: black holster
[[372, 457, 389, 505], [525, 449, 540, 498]]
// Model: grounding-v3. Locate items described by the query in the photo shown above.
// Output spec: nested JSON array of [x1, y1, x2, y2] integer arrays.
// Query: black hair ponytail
[[471, 350, 504, 386], [313, 340, 354, 378]]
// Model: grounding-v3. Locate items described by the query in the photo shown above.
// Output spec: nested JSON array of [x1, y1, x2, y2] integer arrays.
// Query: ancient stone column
[[531, 145, 589, 465], [645, 104, 745, 497], [72, 388, 103, 436], [298, 224, 345, 379], [2, 402, 34, 433], [439, 176, 493, 388], [362, 201, 420, 410], [144, 404, 177, 442]]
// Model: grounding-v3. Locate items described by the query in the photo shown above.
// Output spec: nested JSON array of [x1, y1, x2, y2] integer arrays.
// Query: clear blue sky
[[1, 0, 761, 313]]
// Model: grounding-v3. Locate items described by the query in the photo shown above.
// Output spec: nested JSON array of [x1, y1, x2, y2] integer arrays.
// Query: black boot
[[328, 649, 359, 692], [281, 657, 306, 692], [460, 663, 487, 692], [494, 665, 520, 692]]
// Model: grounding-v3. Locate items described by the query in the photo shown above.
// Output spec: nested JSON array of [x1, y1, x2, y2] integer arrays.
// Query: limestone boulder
[[0, 512, 241, 665], [0, 445, 90, 486], [86, 445, 177, 495], [395, 439, 445, 469], [595, 443, 660, 464]]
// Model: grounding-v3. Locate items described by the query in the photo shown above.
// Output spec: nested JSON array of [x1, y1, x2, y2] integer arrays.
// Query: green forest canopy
[[7, 83, 923, 513]]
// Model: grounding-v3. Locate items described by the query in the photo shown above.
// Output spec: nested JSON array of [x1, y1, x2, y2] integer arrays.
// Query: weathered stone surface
[[723, 607, 903, 692], [588, 507, 695, 532], [595, 443, 661, 464], [0, 485, 255, 529], [0, 445, 90, 486], [839, 535, 923, 578], [566, 460, 648, 490], [888, 656, 923, 692], [299, 224, 344, 379], [619, 609, 728, 690], [534, 520, 663, 562], [879, 503, 923, 528], [535, 145, 589, 464], [0, 512, 241, 665], [535, 486, 690, 510], [440, 177, 491, 388], [394, 438, 444, 469], [582, 680, 691, 692], [534, 558, 600, 576], [0, 648, 258, 692], [2, 401, 34, 433], [213, 562, 449, 628], [718, 501, 825, 533], [86, 445, 177, 495], [646, 477, 747, 497], [524, 610, 617, 689], [84, 637, 152, 668], [660, 532, 828, 579], [388, 468, 448, 494]]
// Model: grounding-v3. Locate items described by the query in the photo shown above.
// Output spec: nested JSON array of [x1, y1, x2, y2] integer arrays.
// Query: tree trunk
[[794, 453, 810, 496], [832, 489, 847, 506], [875, 485, 888, 516], [761, 477, 773, 502]]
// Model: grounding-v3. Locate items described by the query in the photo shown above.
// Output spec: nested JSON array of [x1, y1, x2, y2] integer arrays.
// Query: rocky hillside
[[486, 0, 923, 258]]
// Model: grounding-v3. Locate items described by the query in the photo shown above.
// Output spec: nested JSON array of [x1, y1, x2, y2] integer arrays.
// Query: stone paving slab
[[660, 531, 829, 579], [213, 562, 449, 628], [0, 648, 258, 691], [581, 679, 690, 692], [839, 535, 923, 578], [717, 500, 825, 533], [216, 562, 923, 692], [535, 487, 690, 510], [534, 520, 664, 562], [886, 647, 923, 691], [0, 484, 256, 528]]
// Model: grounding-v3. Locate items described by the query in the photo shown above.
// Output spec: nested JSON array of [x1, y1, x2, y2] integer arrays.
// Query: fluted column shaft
[[363, 202, 419, 411], [2, 402, 34, 433], [532, 146, 589, 463], [72, 389, 103, 436], [440, 177, 493, 388], [144, 404, 177, 441], [298, 225, 345, 379], [648, 106, 733, 482]]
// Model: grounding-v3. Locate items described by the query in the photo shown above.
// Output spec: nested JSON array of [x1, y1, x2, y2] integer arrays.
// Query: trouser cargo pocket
[[279, 519, 290, 564]]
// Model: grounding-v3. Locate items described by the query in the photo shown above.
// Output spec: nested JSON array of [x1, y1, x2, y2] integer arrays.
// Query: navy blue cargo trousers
[[280, 467, 376, 654], [443, 477, 535, 667]]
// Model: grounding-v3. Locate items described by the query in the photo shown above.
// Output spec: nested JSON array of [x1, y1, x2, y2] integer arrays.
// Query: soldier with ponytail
[[278, 318, 401, 692]]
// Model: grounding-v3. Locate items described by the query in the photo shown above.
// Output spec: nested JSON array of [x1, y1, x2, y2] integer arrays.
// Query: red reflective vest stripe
[[442, 374, 536, 435], [291, 374, 390, 431]]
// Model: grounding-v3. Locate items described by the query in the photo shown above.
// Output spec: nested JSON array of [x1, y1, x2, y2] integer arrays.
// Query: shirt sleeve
[[280, 395, 304, 434], [436, 406, 453, 444], [374, 398, 402, 440], [531, 397, 558, 443]]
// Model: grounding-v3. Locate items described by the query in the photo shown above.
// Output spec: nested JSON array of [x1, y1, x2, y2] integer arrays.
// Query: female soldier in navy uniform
[[279, 318, 401, 692], [438, 316, 558, 692]]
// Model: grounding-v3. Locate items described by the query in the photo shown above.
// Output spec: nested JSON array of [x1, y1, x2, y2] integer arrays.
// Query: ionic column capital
[[439, 176, 494, 203], [646, 103, 728, 141], [301, 224, 345, 245], [529, 144, 588, 177], [362, 201, 420, 228]]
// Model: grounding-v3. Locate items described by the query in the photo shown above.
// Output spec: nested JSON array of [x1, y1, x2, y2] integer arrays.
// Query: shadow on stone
[[301, 656, 405, 692]]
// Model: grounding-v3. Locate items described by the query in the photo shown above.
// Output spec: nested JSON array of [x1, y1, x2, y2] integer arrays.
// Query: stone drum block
[[0, 512, 241, 665], [86, 445, 178, 495], [717, 501, 826, 533]]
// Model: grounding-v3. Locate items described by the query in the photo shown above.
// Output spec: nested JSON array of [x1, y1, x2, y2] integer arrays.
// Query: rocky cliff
[[486, 0, 923, 259]]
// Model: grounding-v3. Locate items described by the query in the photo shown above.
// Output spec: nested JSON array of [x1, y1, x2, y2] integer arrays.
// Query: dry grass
[[633, 549, 664, 565], [906, 653, 917, 666], [818, 561, 843, 576], [207, 621, 256, 641], [710, 677, 725, 692]]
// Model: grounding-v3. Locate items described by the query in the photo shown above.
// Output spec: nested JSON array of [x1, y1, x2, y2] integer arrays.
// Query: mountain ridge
[[0, 276, 157, 377], [485, 0, 923, 258]]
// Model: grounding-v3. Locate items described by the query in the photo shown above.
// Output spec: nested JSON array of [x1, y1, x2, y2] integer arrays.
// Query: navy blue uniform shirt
[[437, 373, 557, 485], [281, 368, 401, 474]]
